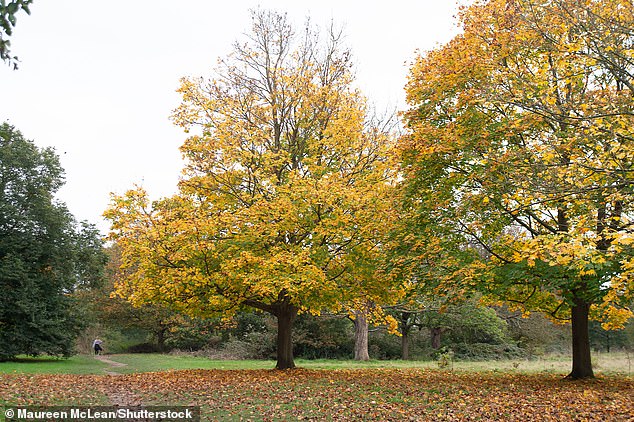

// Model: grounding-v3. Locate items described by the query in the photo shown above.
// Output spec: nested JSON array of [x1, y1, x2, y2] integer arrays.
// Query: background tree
[[500, 308, 570, 359], [391, 298, 509, 359], [0, 0, 33, 69], [0, 122, 106, 360], [106, 10, 400, 370], [346, 299, 400, 361], [588, 320, 632, 353], [75, 245, 185, 353], [400, 0, 634, 379], [396, 308, 418, 360], [420, 301, 509, 352]]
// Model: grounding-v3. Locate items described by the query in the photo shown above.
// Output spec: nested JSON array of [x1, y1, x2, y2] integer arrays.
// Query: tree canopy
[[399, 0, 634, 379], [0, 122, 106, 360], [106, 10, 401, 369], [0, 0, 33, 69]]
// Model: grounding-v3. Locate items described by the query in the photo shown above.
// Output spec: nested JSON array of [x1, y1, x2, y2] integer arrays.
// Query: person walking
[[92, 339, 103, 355]]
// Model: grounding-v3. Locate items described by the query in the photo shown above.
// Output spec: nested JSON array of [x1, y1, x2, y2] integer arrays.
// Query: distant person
[[93, 339, 103, 355]]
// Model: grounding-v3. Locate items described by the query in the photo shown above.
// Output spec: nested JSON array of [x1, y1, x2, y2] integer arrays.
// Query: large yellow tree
[[400, 0, 634, 379], [105, 10, 399, 369]]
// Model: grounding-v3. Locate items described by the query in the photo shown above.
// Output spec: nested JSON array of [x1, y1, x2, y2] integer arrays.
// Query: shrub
[[451, 343, 525, 361], [126, 342, 163, 354], [294, 315, 354, 359]]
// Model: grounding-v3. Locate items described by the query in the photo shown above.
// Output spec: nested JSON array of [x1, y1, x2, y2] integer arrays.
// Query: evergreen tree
[[0, 122, 106, 360]]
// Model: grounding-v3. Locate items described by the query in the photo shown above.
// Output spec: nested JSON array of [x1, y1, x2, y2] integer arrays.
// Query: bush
[[451, 343, 525, 361], [125, 342, 164, 354], [164, 321, 220, 351], [368, 331, 403, 360], [436, 348, 454, 368], [219, 339, 255, 360], [502, 309, 571, 355], [200, 333, 276, 360], [84, 327, 149, 354], [294, 315, 354, 359]]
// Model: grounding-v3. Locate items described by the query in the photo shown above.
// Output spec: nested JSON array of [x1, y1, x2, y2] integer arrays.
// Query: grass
[[299, 353, 634, 376], [109, 354, 275, 373], [0, 351, 631, 376], [0, 354, 111, 375], [107, 355, 439, 374]]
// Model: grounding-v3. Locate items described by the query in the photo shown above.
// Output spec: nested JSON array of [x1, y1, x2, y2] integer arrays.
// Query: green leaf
[[6, 2, 18, 15]]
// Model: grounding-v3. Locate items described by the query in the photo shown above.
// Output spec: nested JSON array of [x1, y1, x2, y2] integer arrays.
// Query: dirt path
[[94, 355, 128, 375], [94, 355, 142, 406]]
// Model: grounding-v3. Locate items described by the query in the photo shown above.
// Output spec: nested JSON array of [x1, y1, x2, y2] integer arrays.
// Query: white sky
[[0, 1, 462, 234]]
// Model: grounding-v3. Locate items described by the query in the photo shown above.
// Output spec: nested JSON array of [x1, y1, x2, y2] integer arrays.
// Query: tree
[[420, 302, 509, 351], [588, 320, 631, 353], [106, 10, 400, 370], [400, 0, 634, 379], [391, 298, 508, 359], [0, 122, 106, 360], [396, 310, 416, 360], [351, 308, 371, 361], [76, 245, 184, 352], [0, 0, 33, 69]]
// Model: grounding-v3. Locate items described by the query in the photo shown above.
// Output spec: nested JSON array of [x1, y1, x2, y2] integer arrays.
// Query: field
[[0, 354, 632, 420]]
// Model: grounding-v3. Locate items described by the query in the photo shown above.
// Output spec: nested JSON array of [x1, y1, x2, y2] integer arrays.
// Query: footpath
[[94, 355, 142, 406]]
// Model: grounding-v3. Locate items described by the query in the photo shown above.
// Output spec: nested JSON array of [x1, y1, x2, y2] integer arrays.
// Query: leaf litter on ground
[[1, 368, 632, 420]]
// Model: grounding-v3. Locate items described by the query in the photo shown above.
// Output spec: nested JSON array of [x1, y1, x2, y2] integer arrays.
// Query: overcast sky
[[0, 1, 463, 234]]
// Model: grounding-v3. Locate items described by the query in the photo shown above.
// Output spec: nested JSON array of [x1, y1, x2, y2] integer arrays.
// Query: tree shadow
[[0, 356, 70, 363]]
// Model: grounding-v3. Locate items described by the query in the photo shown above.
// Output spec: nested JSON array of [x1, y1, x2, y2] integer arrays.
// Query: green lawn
[[0, 352, 631, 376], [0, 354, 110, 375], [109, 354, 276, 373]]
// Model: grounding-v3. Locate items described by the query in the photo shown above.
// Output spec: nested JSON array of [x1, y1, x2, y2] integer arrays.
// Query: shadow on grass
[[0, 356, 70, 363], [0, 354, 111, 374]]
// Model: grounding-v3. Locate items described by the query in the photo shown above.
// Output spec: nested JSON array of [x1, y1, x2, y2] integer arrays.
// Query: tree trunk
[[567, 298, 594, 379], [431, 327, 443, 350], [401, 331, 410, 360], [400, 312, 411, 360], [353, 310, 370, 361], [156, 328, 166, 352], [275, 304, 297, 370]]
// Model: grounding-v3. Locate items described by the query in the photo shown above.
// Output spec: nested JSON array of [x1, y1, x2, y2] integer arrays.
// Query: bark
[[156, 328, 167, 352], [244, 296, 298, 370], [401, 331, 410, 360], [431, 327, 443, 350], [353, 310, 370, 361], [400, 312, 411, 360], [274, 304, 298, 370], [567, 298, 594, 379]]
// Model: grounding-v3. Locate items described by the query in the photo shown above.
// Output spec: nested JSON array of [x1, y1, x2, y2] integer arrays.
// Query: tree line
[[2, 1, 633, 379]]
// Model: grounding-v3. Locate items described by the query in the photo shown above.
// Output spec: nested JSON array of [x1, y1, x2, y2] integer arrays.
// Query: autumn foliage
[[105, 10, 400, 369], [400, 0, 634, 378], [103, 1, 634, 377], [1, 369, 633, 420]]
